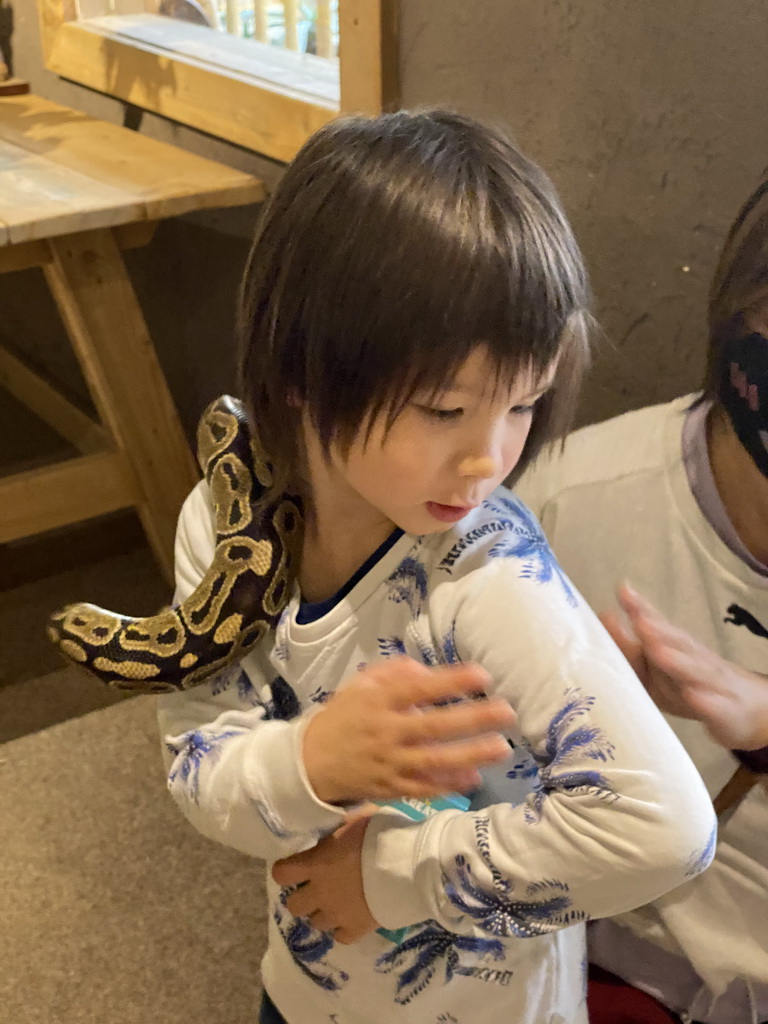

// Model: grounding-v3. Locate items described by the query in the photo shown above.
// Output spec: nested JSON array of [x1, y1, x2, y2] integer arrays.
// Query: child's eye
[[418, 406, 464, 421], [509, 402, 537, 416]]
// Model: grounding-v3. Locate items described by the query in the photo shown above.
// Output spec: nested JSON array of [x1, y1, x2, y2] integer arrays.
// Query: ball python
[[47, 396, 302, 694]]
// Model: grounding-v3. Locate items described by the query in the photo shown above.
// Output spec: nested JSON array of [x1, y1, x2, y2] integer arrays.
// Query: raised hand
[[600, 583, 768, 751], [302, 657, 515, 805]]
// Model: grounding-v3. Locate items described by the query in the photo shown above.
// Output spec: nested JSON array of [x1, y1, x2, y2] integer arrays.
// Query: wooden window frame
[[37, 0, 399, 163]]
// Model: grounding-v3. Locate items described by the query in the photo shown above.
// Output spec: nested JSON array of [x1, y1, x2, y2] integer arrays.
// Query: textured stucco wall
[[399, 0, 768, 424]]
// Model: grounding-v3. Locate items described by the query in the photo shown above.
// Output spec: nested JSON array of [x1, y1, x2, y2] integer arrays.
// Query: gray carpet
[[0, 665, 135, 744], [0, 671, 268, 1024]]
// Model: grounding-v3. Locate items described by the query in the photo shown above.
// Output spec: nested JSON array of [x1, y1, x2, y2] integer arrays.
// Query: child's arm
[[350, 559, 717, 941], [160, 483, 516, 862], [601, 582, 768, 753]]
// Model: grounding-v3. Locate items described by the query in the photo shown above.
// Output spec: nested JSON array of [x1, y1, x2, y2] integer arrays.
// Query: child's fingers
[[599, 610, 644, 673], [272, 857, 311, 887], [397, 733, 511, 777], [645, 642, 704, 687], [344, 802, 379, 824], [375, 659, 495, 711], [619, 584, 705, 665], [402, 696, 515, 745], [617, 583, 673, 637], [284, 884, 319, 919]]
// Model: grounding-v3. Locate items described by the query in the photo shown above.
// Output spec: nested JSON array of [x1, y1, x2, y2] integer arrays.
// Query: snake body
[[47, 397, 302, 693]]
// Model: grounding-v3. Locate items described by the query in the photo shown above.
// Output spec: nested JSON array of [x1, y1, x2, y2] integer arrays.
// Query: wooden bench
[[0, 94, 265, 581]]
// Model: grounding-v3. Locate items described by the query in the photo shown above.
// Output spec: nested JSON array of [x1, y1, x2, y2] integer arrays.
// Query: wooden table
[[0, 94, 265, 581]]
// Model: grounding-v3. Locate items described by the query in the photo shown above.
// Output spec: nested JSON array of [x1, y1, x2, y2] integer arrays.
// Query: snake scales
[[47, 397, 302, 693]]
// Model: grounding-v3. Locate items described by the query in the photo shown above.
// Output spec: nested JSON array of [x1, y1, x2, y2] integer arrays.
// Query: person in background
[[515, 175, 768, 1024]]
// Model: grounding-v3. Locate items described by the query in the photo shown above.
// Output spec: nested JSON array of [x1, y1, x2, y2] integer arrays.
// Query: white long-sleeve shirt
[[515, 394, 768, 1023], [158, 482, 715, 1024]]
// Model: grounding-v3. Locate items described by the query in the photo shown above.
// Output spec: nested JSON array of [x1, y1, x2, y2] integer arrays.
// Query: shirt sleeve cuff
[[361, 811, 437, 930], [248, 716, 348, 836]]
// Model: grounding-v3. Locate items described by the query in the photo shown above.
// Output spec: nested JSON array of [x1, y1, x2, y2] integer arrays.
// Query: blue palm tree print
[[273, 637, 290, 662], [274, 890, 349, 992], [386, 556, 429, 613], [375, 922, 504, 1005], [486, 494, 576, 606], [209, 667, 261, 705], [443, 853, 583, 938], [507, 688, 618, 824], [378, 636, 407, 658], [166, 726, 242, 803], [378, 626, 459, 669], [685, 821, 717, 877]]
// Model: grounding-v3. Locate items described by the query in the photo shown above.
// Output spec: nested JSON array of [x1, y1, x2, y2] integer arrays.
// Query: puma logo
[[724, 603, 768, 640]]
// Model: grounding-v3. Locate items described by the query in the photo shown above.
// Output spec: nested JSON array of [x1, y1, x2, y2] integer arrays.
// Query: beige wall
[[5, 1, 768, 435], [399, 0, 768, 423]]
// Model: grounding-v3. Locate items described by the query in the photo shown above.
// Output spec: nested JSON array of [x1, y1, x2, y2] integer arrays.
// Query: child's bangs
[[368, 219, 583, 428]]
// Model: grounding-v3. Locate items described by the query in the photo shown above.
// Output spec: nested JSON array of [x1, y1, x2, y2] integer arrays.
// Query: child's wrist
[[302, 710, 352, 805]]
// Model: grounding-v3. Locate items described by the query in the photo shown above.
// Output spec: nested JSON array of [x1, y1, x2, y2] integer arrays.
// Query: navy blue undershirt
[[296, 528, 405, 625]]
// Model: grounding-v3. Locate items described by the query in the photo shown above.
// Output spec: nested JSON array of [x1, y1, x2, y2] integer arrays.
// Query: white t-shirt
[[515, 394, 768, 1019], [158, 483, 715, 1024]]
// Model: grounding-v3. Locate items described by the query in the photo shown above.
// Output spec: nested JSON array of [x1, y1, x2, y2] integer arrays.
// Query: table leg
[[44, 228, 199, 583]]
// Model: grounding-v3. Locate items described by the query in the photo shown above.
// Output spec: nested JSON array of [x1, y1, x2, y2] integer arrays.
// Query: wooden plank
[[315, 0, 333, 59], [0, 93, 267, 240], [0, 451, 137, 543], [253, 0, 268, 43], [0, 137, 144, 245], [39, 6, 337, 161], [339, 0, 399, 114], [44, 228, 199, 581], [0, 345, 108, 454], [83, 13, 338, 101], [0, 221, 157, 273], [0, 79, 30, 97], [0, 239, 51, 272], [282, 0, 298, 50], [115, 218, 159, 249], [225, 0, 239, 35]]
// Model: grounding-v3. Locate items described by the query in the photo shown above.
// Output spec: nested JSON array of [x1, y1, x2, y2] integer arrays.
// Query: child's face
[[314, 346, 554, 536]]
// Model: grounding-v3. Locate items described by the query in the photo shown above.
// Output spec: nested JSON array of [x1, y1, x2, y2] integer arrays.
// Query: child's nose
[[458, 452, 498, 480]]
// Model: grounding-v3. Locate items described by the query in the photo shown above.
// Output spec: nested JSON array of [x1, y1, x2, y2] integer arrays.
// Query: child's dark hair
[[706, 173, 768, 399], [238, 109, 591, 497]]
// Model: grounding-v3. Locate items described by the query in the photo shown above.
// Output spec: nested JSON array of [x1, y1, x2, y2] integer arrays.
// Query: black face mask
[[718, 331, 768, 477]]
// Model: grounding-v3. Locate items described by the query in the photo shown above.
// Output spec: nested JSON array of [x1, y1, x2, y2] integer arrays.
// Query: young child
[[159, 109, 716, 1024], [515, 175, 768, 1023]]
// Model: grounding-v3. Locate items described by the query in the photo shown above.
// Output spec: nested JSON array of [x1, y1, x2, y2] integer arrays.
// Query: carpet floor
[[0, 675, 268, 1024]]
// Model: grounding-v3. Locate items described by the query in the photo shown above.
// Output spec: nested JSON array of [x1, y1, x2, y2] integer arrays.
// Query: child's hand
[[272, 813, 378, 944], [303, 657, 515, 805], [600, 582, 768, 751]]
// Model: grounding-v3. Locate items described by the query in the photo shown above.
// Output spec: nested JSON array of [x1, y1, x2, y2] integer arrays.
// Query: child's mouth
[[425, 502, 474, 523]]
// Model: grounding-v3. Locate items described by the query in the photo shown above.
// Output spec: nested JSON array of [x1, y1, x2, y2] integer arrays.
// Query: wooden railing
[[218, 0, 338, 58]]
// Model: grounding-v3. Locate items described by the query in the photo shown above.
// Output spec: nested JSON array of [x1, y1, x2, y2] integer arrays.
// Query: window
[[38, 0, 398, 161]]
